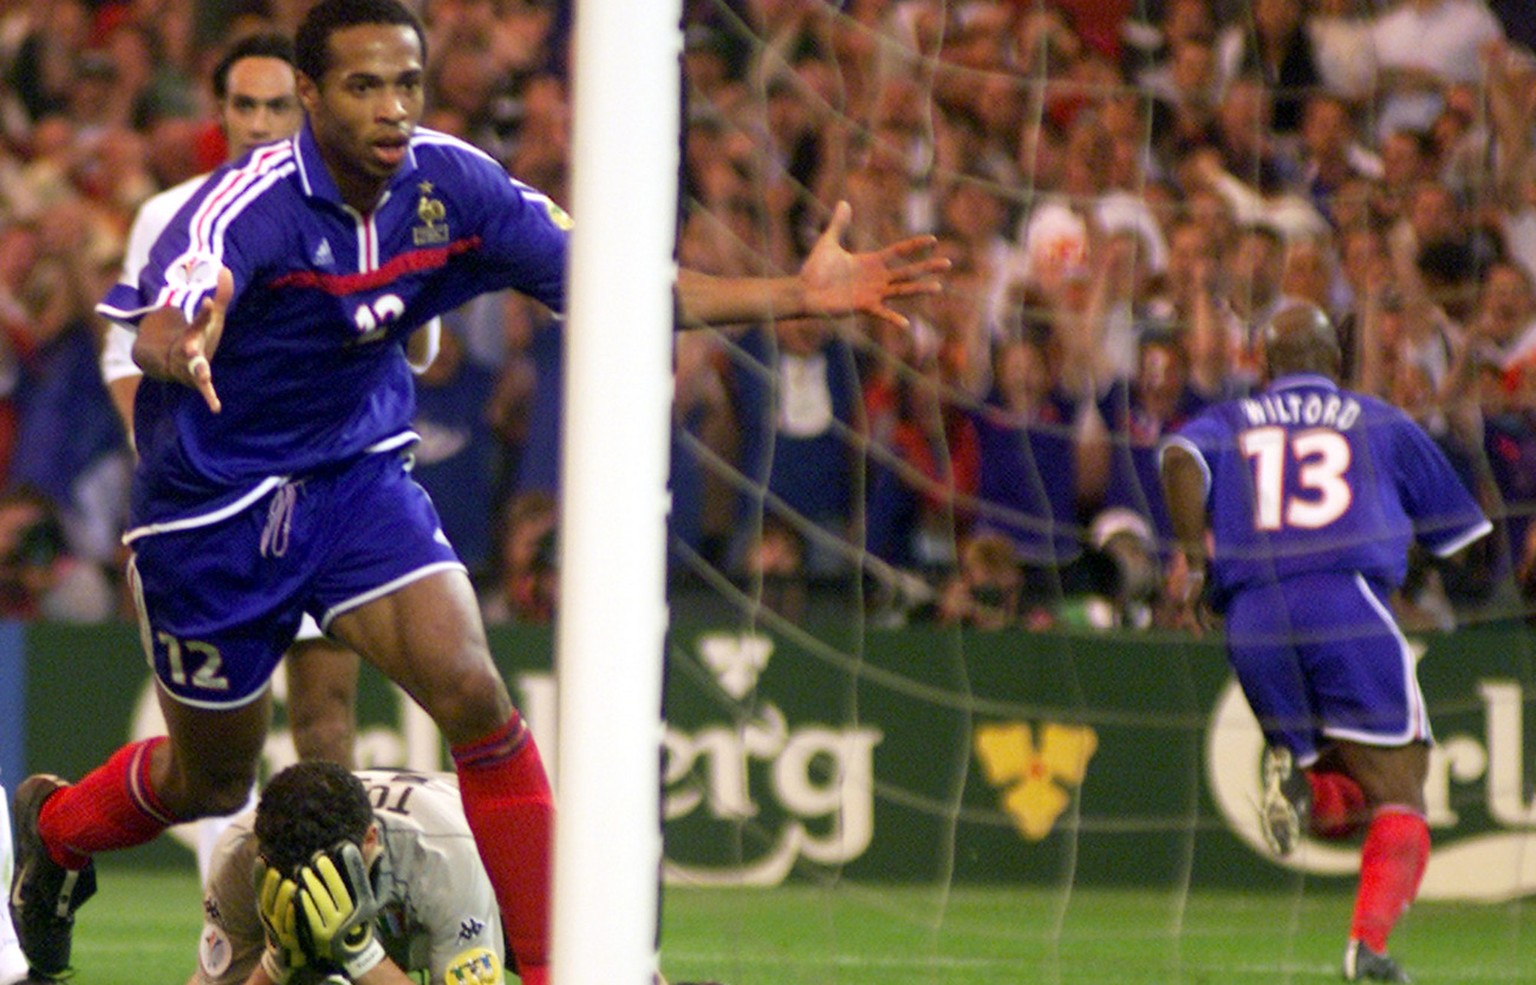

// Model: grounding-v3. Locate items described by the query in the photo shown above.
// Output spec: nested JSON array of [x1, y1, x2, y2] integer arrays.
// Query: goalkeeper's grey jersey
[[194, 770, 504, 985]]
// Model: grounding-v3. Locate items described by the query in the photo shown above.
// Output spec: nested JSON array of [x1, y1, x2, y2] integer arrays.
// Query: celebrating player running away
[[1160, 303, 1492, 982]]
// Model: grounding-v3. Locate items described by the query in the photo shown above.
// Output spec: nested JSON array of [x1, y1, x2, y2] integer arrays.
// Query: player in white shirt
[[196, 764, 501, 985]]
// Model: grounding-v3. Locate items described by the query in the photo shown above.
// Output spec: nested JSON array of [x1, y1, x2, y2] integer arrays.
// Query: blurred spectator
[[6, 200, 129, 569], [506, 299, 564, 497], [864, 355, 979, 572], [1374, 128, 1439, 227], [731, 316, 858, 579], [1205, 75, 1301, 196], [1335, 224, 1395, 382], [1306, 0, 1377, 101], [479, 489, 559, 625], [1216, 221, 1300, 381], [1086, 330, 1208, 548], [0, 484, 113, 621], [935, 172, 1018, 339], [5, 0, 90, 125], [670, 329, 735, 571], [1368, 0, 1504, 142], [743, 511, 808, 623], [1467, 260, 1536, 370], [937, 531, 1028, 631], [1072, 506, 1162, 630], [1216, 0, 1322, 134], [1481, 358, 1536, 585], [961, 331, 1088, 613], [410, 326, 500, 579], [1297, 93, 1382, 224]]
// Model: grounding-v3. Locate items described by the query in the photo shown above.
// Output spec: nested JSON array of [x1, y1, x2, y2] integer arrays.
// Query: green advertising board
[[17, 620, 1536, 899]]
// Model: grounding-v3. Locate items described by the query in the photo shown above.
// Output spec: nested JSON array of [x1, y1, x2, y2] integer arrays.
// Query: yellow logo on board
[[975, 721, 1098, 841]]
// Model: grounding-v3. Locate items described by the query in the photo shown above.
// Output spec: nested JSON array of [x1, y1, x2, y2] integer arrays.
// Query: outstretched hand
[[176, 265, 233, 414], [799, 200, 949, 328]]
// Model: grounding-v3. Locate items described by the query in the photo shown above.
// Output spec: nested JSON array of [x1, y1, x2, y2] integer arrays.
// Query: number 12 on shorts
[[156, 630, 231, 691]]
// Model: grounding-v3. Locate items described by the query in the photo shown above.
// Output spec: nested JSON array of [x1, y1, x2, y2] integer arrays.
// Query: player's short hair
[[254, 761, 374, 876], [212, 31, 296, 102], [296, 0, 428, 84]]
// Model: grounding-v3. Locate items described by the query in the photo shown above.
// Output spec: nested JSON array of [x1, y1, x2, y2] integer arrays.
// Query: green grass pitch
[[66, 862, 1531, 983]]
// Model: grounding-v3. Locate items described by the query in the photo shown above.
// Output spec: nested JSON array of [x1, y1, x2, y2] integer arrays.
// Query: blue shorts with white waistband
[[128, 451, 464, 709], [1223, 570, 1431, 766]]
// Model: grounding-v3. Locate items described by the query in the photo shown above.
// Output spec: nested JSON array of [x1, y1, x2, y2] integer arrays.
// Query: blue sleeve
[[464, 158, 569, 314], [119, 164, 279, 328], [1391, 414, 1491, 555]]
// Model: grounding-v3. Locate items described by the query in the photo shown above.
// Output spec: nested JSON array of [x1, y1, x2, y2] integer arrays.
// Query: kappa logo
[[311, 238, 334, 267], [457, 916, 485, 943]]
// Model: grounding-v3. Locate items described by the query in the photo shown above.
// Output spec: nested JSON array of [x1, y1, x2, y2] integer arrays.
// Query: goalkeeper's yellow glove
[[254, 858, 306, 985], [296, 841, 386, 980]]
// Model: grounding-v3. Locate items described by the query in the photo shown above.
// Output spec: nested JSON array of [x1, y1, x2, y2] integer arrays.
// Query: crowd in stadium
[[0, 0, 1531, 634]]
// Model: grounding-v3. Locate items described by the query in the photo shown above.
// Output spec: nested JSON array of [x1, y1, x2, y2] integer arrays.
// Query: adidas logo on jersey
[[311, 238, 335, 267]]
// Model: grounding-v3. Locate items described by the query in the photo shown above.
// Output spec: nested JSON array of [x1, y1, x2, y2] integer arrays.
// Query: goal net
[[651, 1, 1536, 983]]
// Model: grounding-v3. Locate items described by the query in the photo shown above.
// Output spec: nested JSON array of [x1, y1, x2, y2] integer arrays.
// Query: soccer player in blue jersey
[[1160, 303, 1493, 982], [9, 1, 946, 983], [97, 29, 381, 892]]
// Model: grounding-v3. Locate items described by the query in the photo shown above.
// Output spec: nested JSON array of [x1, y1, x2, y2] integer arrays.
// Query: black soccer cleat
[[9, 775, 96, 980], [1342, 940, 1411, 982], [1259, 745, 1310, 856]]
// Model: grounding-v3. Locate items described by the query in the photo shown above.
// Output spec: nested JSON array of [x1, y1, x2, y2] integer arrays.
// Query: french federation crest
[[414, 181, 449, 245]]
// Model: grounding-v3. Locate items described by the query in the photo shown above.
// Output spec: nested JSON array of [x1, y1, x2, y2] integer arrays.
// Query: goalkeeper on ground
[[193, 762, 503, 985]]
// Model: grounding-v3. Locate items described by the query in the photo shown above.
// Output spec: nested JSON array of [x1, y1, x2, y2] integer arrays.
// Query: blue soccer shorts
[[127, 450, 464, 709], [1222, 570, 1431, 766]]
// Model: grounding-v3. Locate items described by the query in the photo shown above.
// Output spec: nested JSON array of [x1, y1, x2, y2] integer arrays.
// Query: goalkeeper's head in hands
[[254, 762, 389, 983], [254, 761, 378, 878]]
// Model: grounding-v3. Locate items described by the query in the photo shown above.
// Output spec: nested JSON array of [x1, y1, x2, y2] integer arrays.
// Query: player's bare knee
[[185, 767, 259, 817], [293, 717, 356, 767], [421, 661, 514, 744]]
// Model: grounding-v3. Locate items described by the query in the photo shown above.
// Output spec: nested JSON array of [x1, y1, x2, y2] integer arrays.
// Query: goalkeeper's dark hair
[[254, 762, 374, 876], [212, 32, 295, 102], [295, 0, 427, 84]]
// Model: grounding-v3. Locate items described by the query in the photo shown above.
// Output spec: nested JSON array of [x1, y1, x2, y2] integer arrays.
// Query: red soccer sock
[[37, 738, 179, 870], [1308, 770, 1367, 840], [452, 713, 554, 982], [1350, 807, 1430, 953]]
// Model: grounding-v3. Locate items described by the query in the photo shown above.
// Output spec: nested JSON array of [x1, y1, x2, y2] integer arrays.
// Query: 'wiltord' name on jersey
[[1240, 390, 1361, 430]]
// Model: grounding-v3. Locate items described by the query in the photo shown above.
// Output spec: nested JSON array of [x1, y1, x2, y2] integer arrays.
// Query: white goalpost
[[551, 1, 681, 984]]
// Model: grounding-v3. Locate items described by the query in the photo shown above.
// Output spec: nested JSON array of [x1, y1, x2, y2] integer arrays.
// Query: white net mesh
[[657, 1, 1536, 983]]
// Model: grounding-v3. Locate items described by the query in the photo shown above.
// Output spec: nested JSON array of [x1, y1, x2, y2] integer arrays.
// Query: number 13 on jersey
[[1239, 426, 1354, 531]]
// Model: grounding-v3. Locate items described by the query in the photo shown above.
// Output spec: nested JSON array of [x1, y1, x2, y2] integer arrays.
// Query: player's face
[[299, 23, 425, 206], [220, 56, 301, 159]]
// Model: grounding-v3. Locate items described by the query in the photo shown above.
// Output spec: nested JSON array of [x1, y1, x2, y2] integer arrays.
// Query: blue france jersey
[[1162, 374, 1490, 604], [96, 123, 569, 527]]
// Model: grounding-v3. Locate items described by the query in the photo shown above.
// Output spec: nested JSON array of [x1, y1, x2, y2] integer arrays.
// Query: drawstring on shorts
[[260, 481, 298, 557]]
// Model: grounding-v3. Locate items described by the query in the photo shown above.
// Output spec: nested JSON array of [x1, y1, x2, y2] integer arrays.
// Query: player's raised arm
[[675, 200, 948, 328], [133, 266, 234, 414]]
